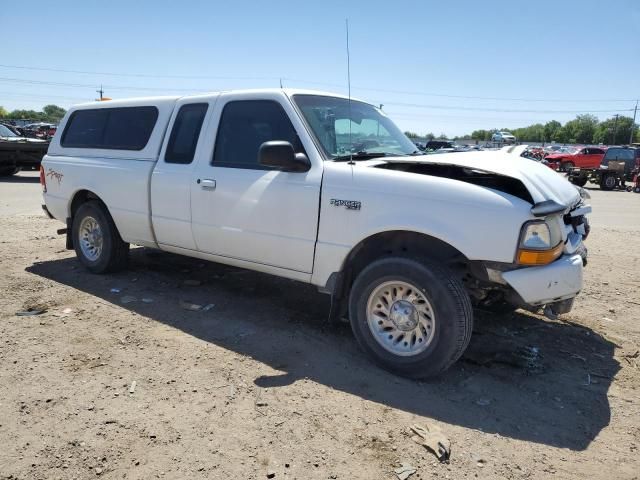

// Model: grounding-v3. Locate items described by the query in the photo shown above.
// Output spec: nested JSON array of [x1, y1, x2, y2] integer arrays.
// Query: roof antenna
[[346, 18, 353, 164], [279, 77, 283, 89]]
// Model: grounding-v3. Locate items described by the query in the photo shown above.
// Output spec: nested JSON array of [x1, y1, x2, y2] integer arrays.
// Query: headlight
[[516, 218, 563, 266]]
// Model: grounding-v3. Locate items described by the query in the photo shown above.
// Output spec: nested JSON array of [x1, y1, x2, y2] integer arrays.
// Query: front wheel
[[560, 161, 574, 172], [569, 176, 588, 187], [348, 257, 473, 379], [72, 201, 129, 273]]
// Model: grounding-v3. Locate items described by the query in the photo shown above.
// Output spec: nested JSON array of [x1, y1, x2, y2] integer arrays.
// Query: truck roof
[[69, 88, 363, 110]]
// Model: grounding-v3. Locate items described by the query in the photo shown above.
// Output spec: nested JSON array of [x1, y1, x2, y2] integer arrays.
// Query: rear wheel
[[348, 257, 473, 379], [72, 201, 129, 273], [0, 167, 19, 176], [600, 173, 617, 191]]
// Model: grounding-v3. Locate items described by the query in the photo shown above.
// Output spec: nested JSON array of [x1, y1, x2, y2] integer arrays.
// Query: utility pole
[[611, 114, 619, 145], [631, 100, 638, 144], [96, 85, 104, 101]]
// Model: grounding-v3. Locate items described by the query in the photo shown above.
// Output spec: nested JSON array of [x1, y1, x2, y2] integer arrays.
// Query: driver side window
[[212, 100, 304, 169]]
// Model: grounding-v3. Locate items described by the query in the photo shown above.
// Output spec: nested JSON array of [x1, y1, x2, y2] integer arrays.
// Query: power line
[[283, 77, 637, 103], [0, 76, 211, 93], [0, 63, 276, 81], [1, 75, 634, 115], [0, 90, 89, 101], [0, 63, 636, 103], [383, 101, 635, 114]]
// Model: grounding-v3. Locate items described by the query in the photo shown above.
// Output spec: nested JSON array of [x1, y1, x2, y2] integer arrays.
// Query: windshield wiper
[[332, 151, 407, 162]]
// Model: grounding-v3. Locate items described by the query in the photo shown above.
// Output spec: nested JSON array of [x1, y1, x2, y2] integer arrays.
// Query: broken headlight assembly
[[516, 217, 563, 266]]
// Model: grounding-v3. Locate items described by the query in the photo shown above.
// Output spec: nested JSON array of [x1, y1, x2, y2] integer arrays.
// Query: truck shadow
[[0, 173, 40, 183], [27, 248, 619, 451]]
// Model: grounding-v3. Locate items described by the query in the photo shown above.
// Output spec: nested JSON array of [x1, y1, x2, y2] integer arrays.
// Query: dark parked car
[[424, 140, 455, 151], [0, 123, 50, 176], [21, 122, 57, 140]]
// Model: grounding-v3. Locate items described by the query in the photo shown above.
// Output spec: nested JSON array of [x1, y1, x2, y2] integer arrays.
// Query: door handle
[[199, 179, 216, 190]]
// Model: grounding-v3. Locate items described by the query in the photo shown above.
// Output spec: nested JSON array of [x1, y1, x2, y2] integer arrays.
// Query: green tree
[[424, 132, 435, 140], [513, 124, 544, 142], [543, 120, 562, 142], [593, 116, 635, 145], [562, 114, 598, 144], [42, 105, 67, 123], [0, 106, 7, 118], [404, 131, 419, 138], [471, 129, 490, 141], [7, 109, 45, 122]]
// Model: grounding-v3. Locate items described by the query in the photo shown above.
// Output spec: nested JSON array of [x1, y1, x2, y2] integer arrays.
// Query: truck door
[[586, 148, 605, 169], [151, 96, 218, 250], [190, 92, 322, 273]]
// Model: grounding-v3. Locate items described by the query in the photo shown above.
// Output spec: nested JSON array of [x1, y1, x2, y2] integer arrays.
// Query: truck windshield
[[292, 94, 418, 160]]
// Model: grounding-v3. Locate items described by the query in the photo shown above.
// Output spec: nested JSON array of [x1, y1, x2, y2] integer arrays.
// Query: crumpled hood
[[545, 153, 573, 160], [372, 150, 581, 207]]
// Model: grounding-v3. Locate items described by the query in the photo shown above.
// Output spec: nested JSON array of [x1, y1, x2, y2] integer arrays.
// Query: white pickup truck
[[41, 89, 590, 378]]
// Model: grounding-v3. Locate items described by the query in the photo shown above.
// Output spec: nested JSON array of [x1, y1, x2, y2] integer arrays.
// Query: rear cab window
[[165, 103, 208, 164], [61, 106, 158, 150]]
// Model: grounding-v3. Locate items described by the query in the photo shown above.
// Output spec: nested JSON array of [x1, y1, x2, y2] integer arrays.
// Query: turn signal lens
[[517, 243, 563, 266]]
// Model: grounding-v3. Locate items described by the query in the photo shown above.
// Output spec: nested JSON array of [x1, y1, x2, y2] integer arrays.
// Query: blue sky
[[1, 0, 638, 136]]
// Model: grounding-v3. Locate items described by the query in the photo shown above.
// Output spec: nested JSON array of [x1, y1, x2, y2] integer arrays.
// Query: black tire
[[569, 176, 588, 187], [600, 173, 616, 191], [348, 257, 473, 379], [72, 201, 129, 273], [0, 166, 19, 176]]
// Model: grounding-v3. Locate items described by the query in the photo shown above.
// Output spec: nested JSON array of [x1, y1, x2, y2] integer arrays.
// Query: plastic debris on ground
[[180, 300, 203, 311], [394, 462, 417, 480], [16, 308, 46, 316], [410, 424, 451, 462]]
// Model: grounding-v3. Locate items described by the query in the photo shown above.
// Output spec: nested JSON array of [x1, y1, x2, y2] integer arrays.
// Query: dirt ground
[[1, 171, 639, 480]]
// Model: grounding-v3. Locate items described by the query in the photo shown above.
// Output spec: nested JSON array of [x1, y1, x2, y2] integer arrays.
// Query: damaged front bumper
[[501, 253, 584, 309]]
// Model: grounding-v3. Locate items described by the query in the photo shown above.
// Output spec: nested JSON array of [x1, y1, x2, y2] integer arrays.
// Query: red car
[[545, 146, 607, 171]]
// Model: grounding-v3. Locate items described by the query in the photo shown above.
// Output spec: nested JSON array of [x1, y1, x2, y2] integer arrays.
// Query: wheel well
[[69, 190, 103, 218], [334, 231, 469, 301]]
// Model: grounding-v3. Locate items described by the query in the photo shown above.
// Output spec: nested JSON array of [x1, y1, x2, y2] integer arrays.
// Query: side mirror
[[258, 141, 311, 172]]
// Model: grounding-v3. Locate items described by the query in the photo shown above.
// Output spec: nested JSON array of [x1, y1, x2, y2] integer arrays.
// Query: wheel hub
[[389, 300, 419, 331], [366, 280, 436, 357], [79, 216, 103, 262]]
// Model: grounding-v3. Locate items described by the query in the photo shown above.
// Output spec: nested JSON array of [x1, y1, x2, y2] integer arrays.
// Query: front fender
[[311, 162, 532, 287]]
